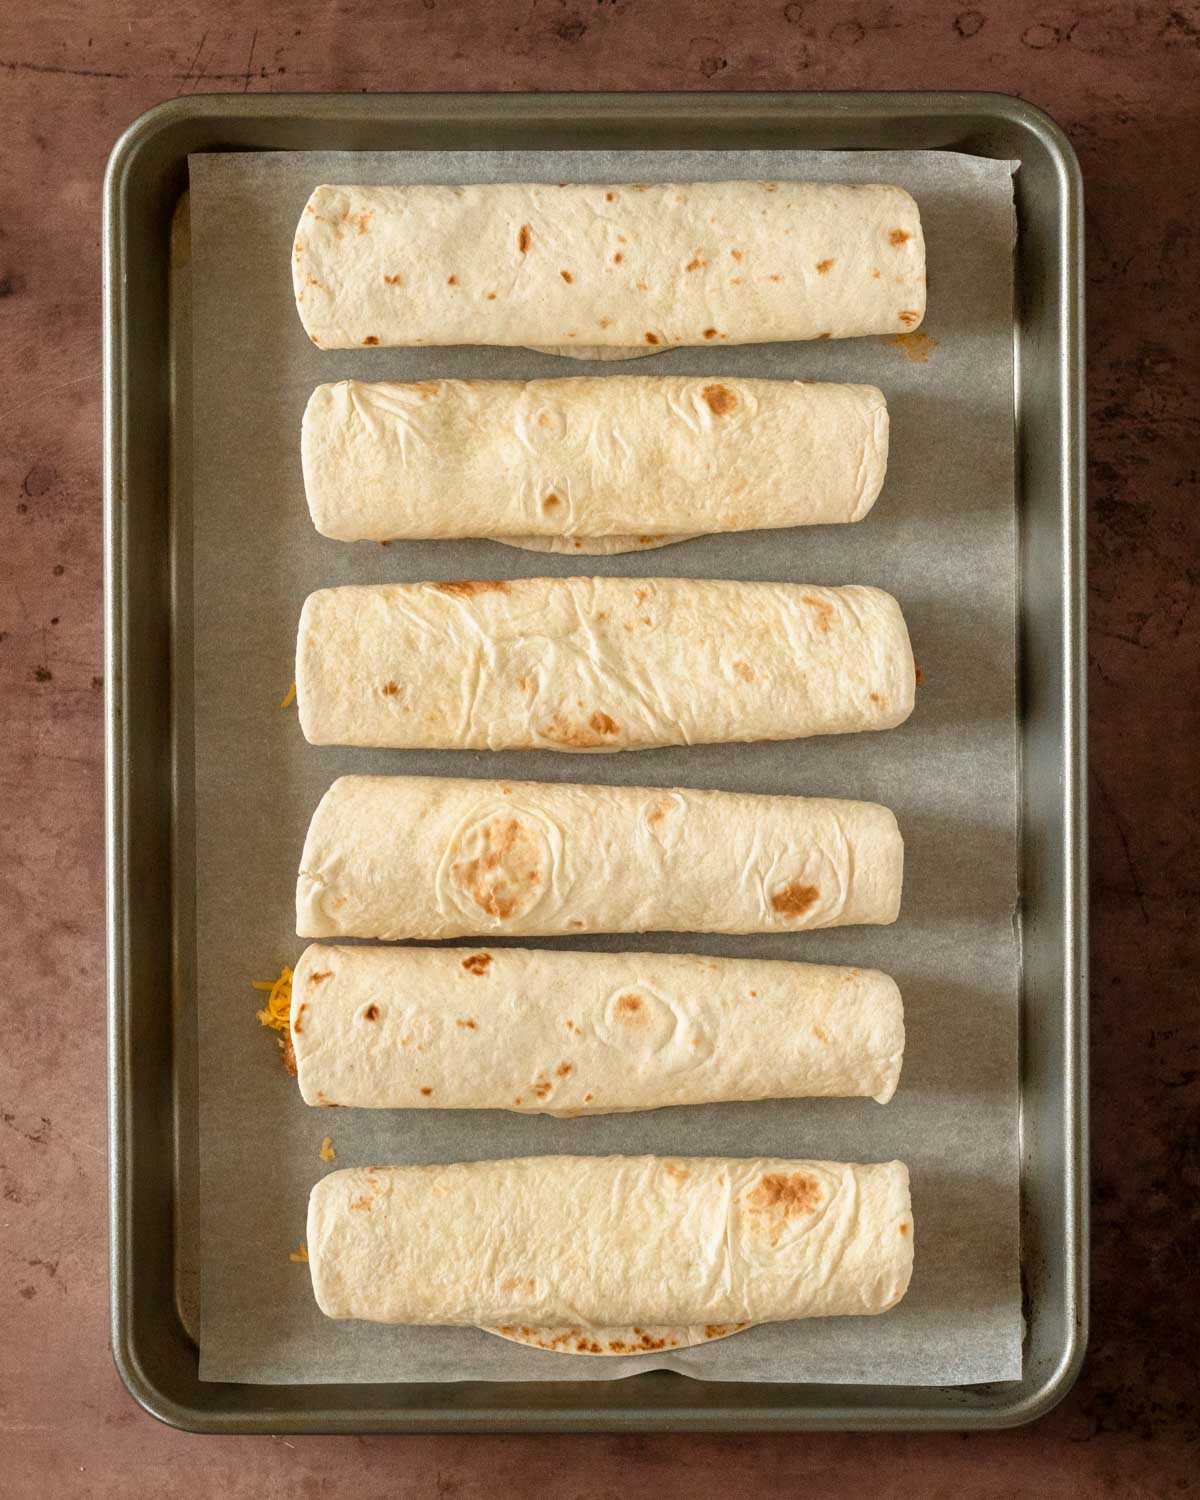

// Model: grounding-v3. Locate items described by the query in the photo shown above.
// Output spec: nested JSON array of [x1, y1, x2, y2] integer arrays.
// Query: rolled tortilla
[[296, 776, 903, 940], [290, 943, 904, 1112], [307, 1156, 914, 1332], [301, 377, 888, 543], [296, 579, 915, 753], [293, 180, 925, 351]]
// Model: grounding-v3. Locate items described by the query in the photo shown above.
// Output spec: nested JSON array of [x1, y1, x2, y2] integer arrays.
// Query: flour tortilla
[[491, 532, 697, 555], [301, 377, 887, 545], [483, 1321, 748, 1356], [307, 1156, 914, 1336], [528, 343, 669, 361], [293, 180, 925, 350], [296, 579, 914, 753], [296, 776, 903, 940], [290, 944, 904, 1113]]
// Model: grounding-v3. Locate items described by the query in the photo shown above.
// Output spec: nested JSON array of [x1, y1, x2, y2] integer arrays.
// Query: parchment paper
[[189, 147, 1021, 1386]]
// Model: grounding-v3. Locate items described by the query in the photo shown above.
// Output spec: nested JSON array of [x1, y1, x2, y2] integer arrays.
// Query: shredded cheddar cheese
[[289, 1243, 309, 1263], [280, 681, 297, 709], [319, 1136, 336, 1163], [253, 966, 294, 1032]]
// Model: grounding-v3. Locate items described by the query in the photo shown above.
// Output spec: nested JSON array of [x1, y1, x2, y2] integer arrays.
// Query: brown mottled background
[[1, 1, 1196, 1494]]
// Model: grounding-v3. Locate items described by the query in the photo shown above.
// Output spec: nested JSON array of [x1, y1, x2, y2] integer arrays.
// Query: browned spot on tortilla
[[685, 257, 705, 272], [518, 224, 532, 253], [462, 953, 492, 975], [701, 383, 738, 417], [889, 229, 912, 246], [362, 335, 380, 346], [748, 1171, 823, 1217], [730, 249, 743, 261], [450, 815, 544, 920], [802, 595, 836, 632], [608, 1340, 629, 1352], [309, 970, 333, 985], [728, 277, 743, 286], [870, 692, 882, 704], [539, 715, 614, 749], [383, 273, 403, 286], [432, 579, 511, 598], [556, 1062, 574, 1078], [816, 331, 832, 339], [771, 881, 820, 918], [291, 1003, 308, 1036], [644, 331, 659, 345], [898, 309, 921, 326], [381, 681, 399, 696], [514, 1096, 522, 1105], [597, 317, 612, 329], [872, 269, 882, 279], [605, 191, 615, 202], [589, 711, 619, 736], [915, 665, 925, 686], [812, 1023, 830, 1043], [533, 1078, 553, 1100], [560, 270, 573, 283], [899, 1223, 909, 1235], [543, 493, 561, 511], [583, 1092, 594, 1103], [617, 993, 643, 1016], [363, 1004, 380, 1022], [349, 1196, 372, 1211], [278, 1034, 297, 1077], [665, 1163, 690, 1182], [446, 275, 458, 286], [419, 1086, 433, 1097], [816, 258, 835, 274], [703, 327, 717, 339], [768, 274, 781, 282], [734, 660, 755, 682], [889, 330, 938, 363]]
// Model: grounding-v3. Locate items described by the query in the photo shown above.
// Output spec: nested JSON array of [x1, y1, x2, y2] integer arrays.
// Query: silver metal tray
[[104, 91, 1086, 1432]]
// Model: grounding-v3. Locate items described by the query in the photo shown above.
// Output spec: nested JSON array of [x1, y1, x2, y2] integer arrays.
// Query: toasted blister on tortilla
[[293, 179, 925, 350], [295, 577, 915, 753], [296, 775, 904, 941], [289, 943, 905, 1113], [301, 376, 888, 544], [306, 1156, 915, 1336]]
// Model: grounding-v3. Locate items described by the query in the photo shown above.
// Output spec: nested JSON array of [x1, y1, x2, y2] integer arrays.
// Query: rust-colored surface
[[1, 1, 1197, 1494]]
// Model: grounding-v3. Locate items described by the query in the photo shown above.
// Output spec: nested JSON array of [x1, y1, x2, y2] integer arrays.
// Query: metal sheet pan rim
[[104, 89, 1087, 1434]]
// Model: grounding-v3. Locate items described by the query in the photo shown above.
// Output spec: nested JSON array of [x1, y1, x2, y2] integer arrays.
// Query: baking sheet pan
[[104, 92, 1086, 1432]]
